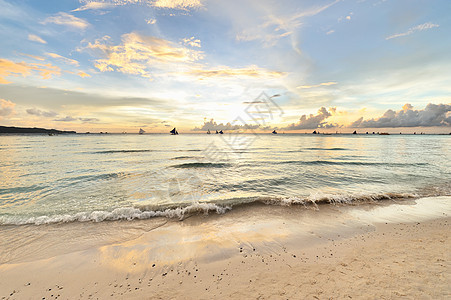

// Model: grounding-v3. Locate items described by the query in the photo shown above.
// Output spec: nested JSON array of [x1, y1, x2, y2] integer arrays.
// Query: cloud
[[72, 1, 115, 12], [42, 12, 90, 30], [79, 117, 100, 123], [0, 84, 170, 110], [236, 0, 339, 46], [182, 36, 201, 48], [192, 118, 260, 131], [184, 65, 285, 79], [152, 0, 204, 9], [26, 108, 58, 117], [54, 115, 99, 123], [54, 116, 77, 122], [297, 81, 337, 89], [45, 53, 79, 66], [350, 103, 451, 128], [0, 99, 15, 116], [28, 34, 47, 44], [77, 71, 91, 78], [81, 32, 203, 78], [386, 22, 439, 40], [283, 107, 337, 130], [20, 53, 45, 61], [0, 59, 61, 84], [73, 0, 203, 11], [146, 18, 157, 24]]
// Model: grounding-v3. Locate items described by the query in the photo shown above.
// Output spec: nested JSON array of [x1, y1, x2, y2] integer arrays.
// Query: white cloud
[[386, 22, 439, 40], [73, 0, 204, 11], [152, 0, 204, 9], [45, 53, 80, 66], [236, 0, 339, 47], [350, 103, 451, 127], [28, 34, 47, 44], [42, 12, 90, 30], [0, 99, 15, 117], [72, 1, 115, 12], [182, 36, 201, 48], [26, 108, 58, 117], [146, 18, 157, 24], [283, 107, 337, 130], [192, 118, 260, 131]]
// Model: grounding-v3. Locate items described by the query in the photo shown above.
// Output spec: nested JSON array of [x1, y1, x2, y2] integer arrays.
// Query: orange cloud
[[0, 59, 61, 84], [185, 65, 285, 79], [78, 71, 91, 78], [82, 33, 203, 78], [297, 81, 337, 89]]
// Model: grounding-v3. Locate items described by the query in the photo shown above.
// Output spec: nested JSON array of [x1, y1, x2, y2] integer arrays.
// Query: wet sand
[[0, 197, 450, 299]]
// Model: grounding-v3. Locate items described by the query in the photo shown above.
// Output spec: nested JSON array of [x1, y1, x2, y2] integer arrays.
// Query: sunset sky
[[0, 0, 450, 133]]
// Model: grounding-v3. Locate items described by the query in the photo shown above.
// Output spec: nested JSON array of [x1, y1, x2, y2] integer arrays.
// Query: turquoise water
[[0, 134, 450, 225]]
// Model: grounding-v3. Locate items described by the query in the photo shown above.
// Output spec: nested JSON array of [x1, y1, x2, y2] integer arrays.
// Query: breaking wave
[[0, 192, 417, 226]]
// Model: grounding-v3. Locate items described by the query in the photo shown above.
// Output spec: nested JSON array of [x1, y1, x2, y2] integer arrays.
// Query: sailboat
[[170, 128, 179, 135], [139, 128, 145, 135], [215, 130, 219, 134], [207, 129, 211, 134], [272, 130, 277, 134], [219, 130, 223, 134]]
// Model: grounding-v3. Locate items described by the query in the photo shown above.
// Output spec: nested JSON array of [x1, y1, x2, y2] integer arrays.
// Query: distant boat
[[219, 130, 223, 134], [272, 130, 277, 134], [170, 128, 179, 135], [379, 132, 390, 135], [215, 130, 219, 134], [352, 131, 357, 134], [139, 128, 145, 135], [312, 130, 317, 134], [207, 129, 211, 134]]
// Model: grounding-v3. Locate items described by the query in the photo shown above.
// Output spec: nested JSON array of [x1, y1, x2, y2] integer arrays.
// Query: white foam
[[0, 203, 232, 225]]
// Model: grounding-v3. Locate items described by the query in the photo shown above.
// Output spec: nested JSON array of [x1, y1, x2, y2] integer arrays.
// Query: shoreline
[[0, 196, 449, 299]]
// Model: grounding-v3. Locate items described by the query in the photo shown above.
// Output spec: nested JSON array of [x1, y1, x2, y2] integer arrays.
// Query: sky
[[0, 0, 450, 133]]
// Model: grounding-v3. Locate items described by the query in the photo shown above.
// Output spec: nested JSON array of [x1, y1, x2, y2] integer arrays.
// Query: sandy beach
[[1, 197, 450, 299]]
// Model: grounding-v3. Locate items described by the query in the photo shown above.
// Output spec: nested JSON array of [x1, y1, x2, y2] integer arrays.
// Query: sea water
[[0, 133, 450, 225]]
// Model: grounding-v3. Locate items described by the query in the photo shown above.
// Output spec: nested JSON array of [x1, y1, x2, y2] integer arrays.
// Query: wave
[[92, 149, 154, 154], [171, 156, 201, 160], [0, 192, 417, 226], [305, 147, 350, 151], [171, 162, 230, 169], [0, 203, 231, 225], [276, 160, 427, 167]]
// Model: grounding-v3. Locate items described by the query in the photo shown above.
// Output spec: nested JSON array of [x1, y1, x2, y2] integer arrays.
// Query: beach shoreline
[[0, 197, 450, 299]]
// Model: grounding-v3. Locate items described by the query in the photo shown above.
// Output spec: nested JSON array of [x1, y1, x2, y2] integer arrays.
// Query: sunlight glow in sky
[[0, 0, 450, 133]]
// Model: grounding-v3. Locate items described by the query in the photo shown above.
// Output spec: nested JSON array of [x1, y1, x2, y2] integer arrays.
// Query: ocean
[[1, 133, 450, 226]]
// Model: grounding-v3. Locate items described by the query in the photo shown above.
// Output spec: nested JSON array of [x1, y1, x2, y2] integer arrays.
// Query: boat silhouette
[[272, 130, 277, 134], [170, 128, 179, 135], [139, 128, 145, 134], [219, 130, 223, 134], [207, 129, 211, 134]]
